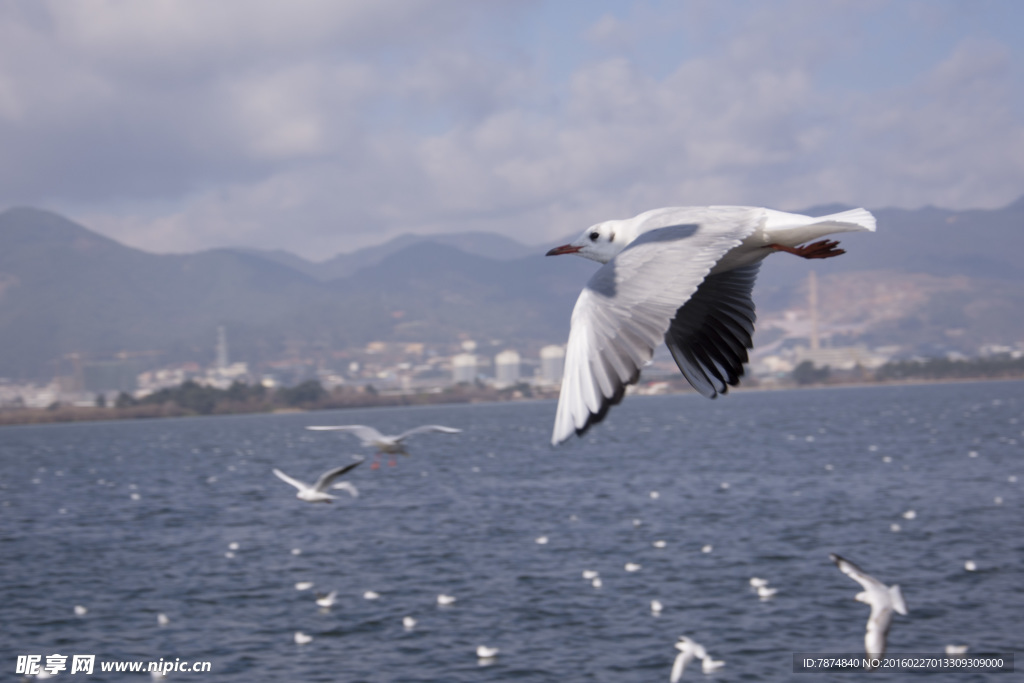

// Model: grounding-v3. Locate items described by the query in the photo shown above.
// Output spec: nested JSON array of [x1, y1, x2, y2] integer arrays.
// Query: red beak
[[546, 244, 581, 256]]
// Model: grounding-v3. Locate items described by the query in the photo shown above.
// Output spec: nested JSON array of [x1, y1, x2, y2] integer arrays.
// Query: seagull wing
[[273, 468, 308, 492], [830, 553, 888, 594], [670, 652, 690, 683], [331, 481, 359, 498], [552, 211, 760, 445], [664, 264, 759, 398], [306, 425, 384, 445], [312, 460, 363, 492], [395, 425, 463, 441]]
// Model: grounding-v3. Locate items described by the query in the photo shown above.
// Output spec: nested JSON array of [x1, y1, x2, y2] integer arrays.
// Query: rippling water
[[2, 382, 1022, 681]]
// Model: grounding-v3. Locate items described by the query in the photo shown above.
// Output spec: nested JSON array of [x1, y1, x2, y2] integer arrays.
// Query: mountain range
[[1, 199, 1022, 381]]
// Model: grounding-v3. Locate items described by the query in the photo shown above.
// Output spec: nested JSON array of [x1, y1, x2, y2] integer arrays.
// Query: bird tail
[[889, 584, 908, 615], [814, 207, 876, 234], [763, 207, 876, 248]]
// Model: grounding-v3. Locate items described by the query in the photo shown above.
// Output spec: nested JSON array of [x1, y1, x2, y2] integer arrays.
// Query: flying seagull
[[306, 424, 462, 467], [670, 636, 708, 682], [546, 205, 875, 444], [829, 553, 908, 663], [272, 460, 363, 503]]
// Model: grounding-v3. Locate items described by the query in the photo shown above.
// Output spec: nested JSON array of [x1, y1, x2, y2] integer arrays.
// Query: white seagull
[[306, 424, 462, 467], [315, 591, 337, 608], [546, 205, 876, 444], [670, 636, 708, 682], [272, 460, 362, 503], [830, 553, 908, 663]]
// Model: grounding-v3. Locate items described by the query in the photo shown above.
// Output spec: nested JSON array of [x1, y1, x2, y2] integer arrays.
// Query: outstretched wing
[[306, 425, 384, 445], [313, 460, 363, 492], [830, 553, 887, 594], [664, 264, 759, 398], [273, 468, 308, 491], [395, 425, 463, 441], [552, 209, 761, 445]]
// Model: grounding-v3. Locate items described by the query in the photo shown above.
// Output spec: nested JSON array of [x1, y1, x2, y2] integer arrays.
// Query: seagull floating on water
[[294, 631, 313, 645], [546, 205, 875, 444], [315, 591, 337, 608], [306, 424, 461, 467], [403, 616, 417, 630], [945, 644, 969, 656], [272, 460, 362, 503], [830, 553, 908, 664], [437, 594, 457, 606], [476, 645, 500, 659]]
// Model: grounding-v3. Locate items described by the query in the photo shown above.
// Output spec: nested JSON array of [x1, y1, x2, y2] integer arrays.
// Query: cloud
[[1, 0, 1022, 258]]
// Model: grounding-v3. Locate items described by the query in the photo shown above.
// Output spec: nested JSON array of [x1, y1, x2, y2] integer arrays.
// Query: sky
[[1, 0, 1023, 260]]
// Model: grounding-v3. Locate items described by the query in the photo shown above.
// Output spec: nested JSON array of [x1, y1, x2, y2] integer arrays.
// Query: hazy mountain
[[230, 231, 537, 281], [1, 198, 1021, 381]]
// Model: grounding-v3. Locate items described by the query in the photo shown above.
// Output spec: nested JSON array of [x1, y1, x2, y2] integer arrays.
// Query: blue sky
[[1, 0, 1022, 259]]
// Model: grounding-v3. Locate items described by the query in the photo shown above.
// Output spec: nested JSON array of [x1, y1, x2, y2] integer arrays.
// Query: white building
[[494, 350, 521, 387], [539, 345, 565, 385], [452, 353, 478, 384]]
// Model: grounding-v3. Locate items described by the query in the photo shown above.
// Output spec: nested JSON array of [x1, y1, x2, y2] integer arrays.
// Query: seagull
[[437, 594, 457, 606], [829, 553, 908, 663], [402, 616, 417, 630], [477, 645, 500, 659], [651, 599, 663, 615], [749, 577, 769, 588], [546, 205, 876, 444], [306, 424, 461, 467], [294, 631, 313, 645], [757, 585, 778, 600], [315, 591, 337, 608], [945, 644, 969, 656], [670, 636, 708, 682], [295, 581, 314, 591], [272, 460, 362, 503]]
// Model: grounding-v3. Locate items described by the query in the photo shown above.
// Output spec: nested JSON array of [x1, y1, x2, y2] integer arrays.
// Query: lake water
[[1, 382, 1022, 681]]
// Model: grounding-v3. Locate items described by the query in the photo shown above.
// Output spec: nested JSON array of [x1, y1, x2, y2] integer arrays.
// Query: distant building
[[216, 325, 229, 370], [82, 360, 141, 393], [452, 353, 477, 384], [494, 350, 521, 387], [539, 345, 565, 385]]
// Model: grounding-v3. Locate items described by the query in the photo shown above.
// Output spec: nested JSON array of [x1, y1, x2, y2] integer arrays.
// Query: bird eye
[[589, 231, 600, 241]]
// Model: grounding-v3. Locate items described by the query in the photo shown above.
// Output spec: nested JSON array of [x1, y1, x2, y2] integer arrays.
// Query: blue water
[[2, 382, 1022, 681]]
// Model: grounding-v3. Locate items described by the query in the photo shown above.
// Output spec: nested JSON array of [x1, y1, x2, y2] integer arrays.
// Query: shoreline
[[2, 375, 1022, 429]]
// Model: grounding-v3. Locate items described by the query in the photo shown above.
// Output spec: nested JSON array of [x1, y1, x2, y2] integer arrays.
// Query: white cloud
[[2, 0, 1022, 258]]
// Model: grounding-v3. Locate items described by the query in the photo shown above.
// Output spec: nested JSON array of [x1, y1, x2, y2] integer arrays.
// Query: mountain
[[1, 199, 1022, 381], [230, 231, 536, 281]]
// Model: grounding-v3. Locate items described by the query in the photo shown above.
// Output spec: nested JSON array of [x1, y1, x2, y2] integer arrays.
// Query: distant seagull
[[625, 562, 642, 572], [477, 645, 500, 659], [670, 636, 708, 682], [295, 581, 314, 591], [315, 591, 337, 608], [294, 631, 313, 645], [591, 577, 603, 588], [74, 605, 88, 616], [363, 591, 380, 600], [402, 616, 417, 630], [701, 544, 713, 554], [945, 644, 969, 656], [272, 460, 362, 503], [582, 570, 600, 580], [653, 540, 667, 549], [306, 424, 461, 467], [757, 585, 778, 600], [902, 510, 917, 520], [535, 536, 549, 545], [157, 613, 170, 627], [830, 553, 908, 663], [964, 560, 978, 572], [437, 594, 456, 606], [546, 205, 876, 444], [651, 599, 663, 615], [749, 577, 768, 588]]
